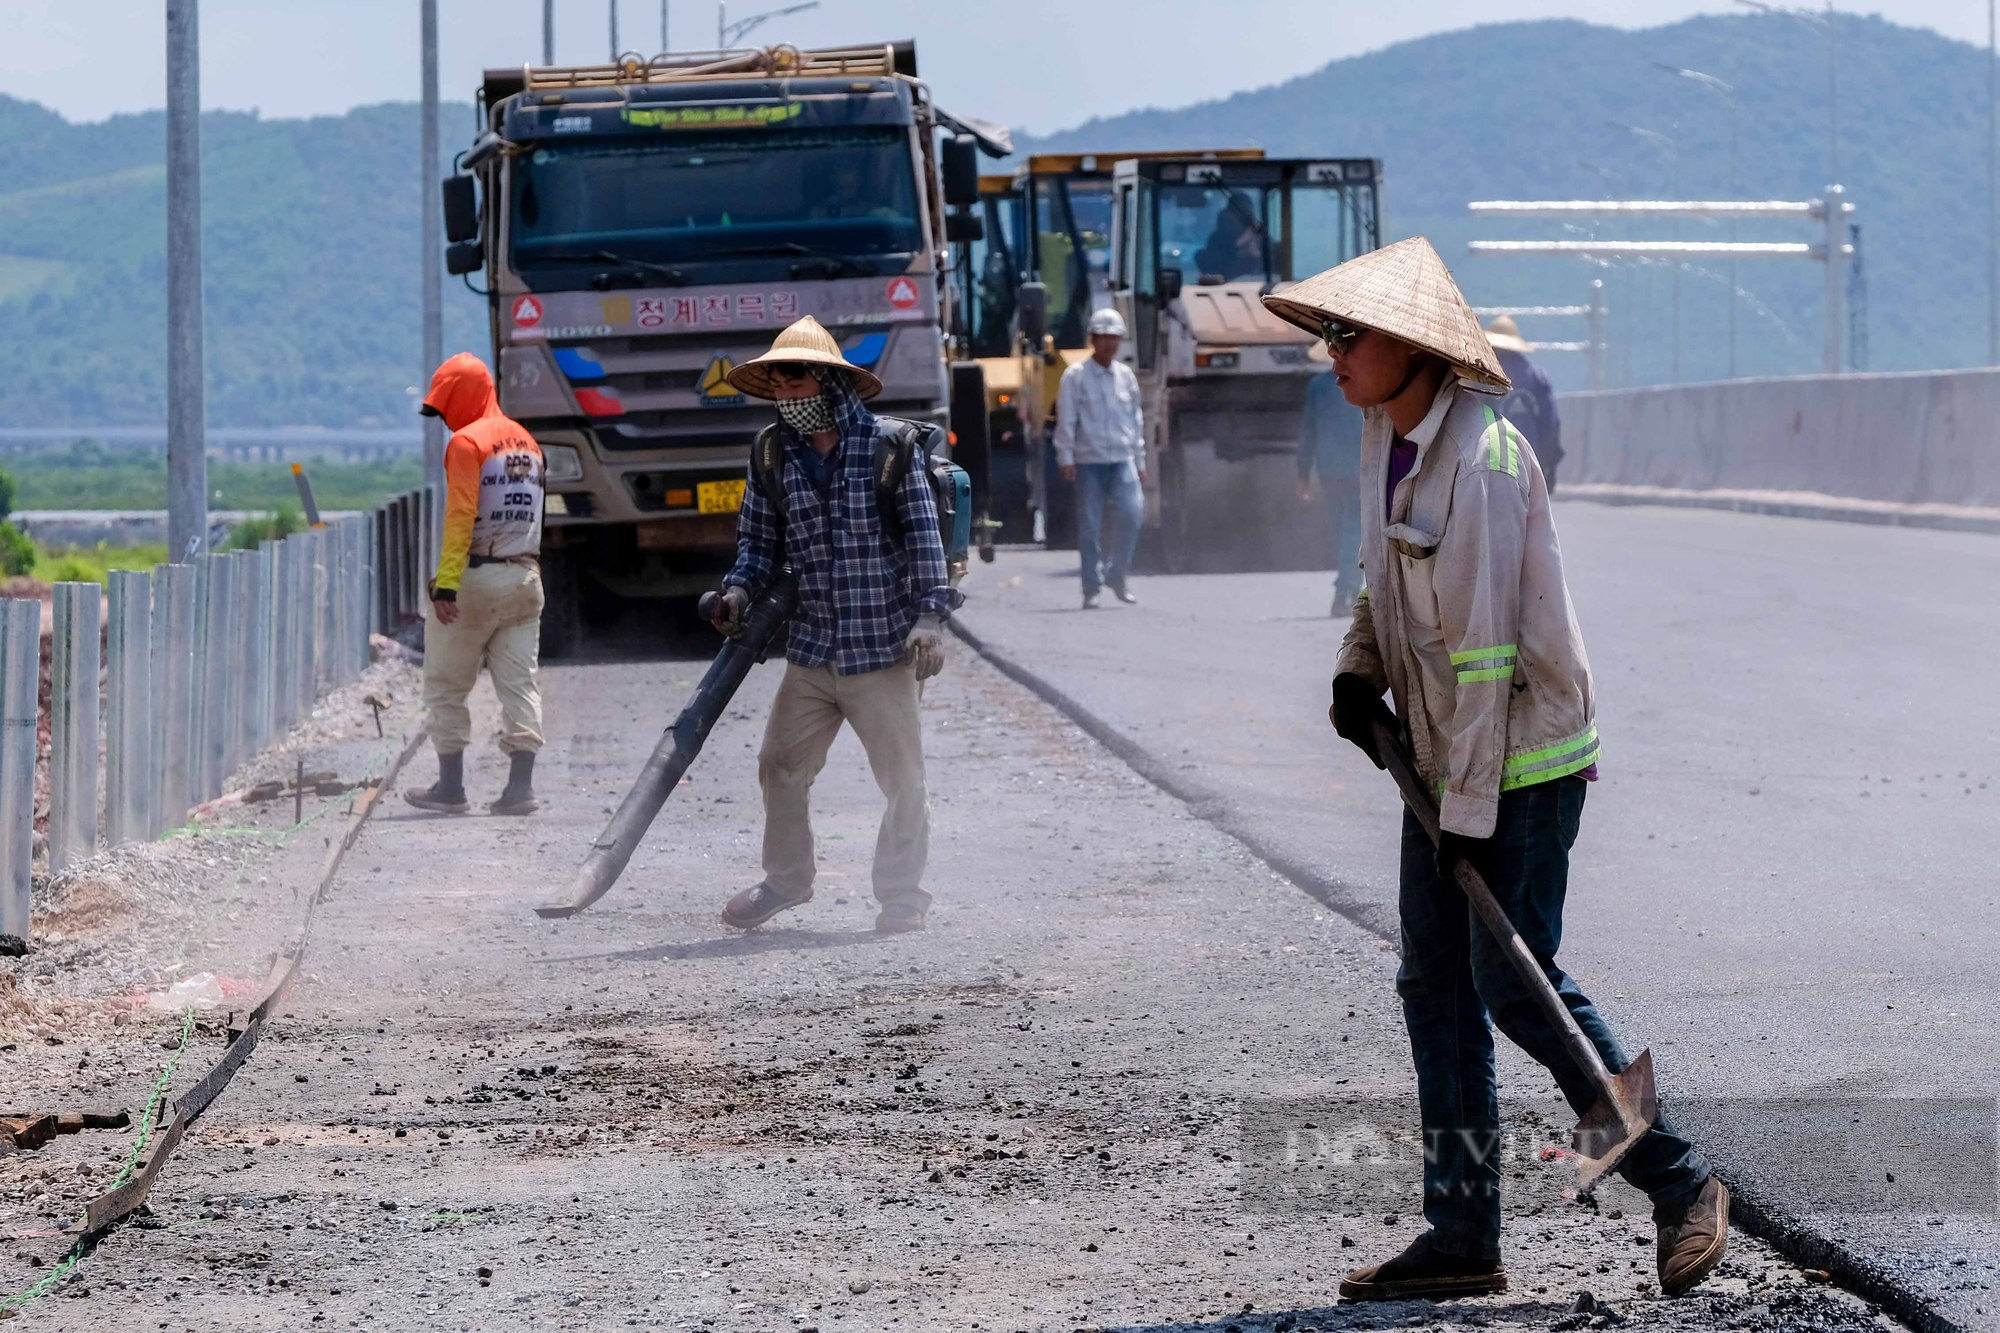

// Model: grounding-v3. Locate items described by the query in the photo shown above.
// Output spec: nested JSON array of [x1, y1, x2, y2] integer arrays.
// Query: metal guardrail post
[[372, 506, 390, 638], [259, 539, 283, 741], [153, 562, 196, 833], [199, 552, 234, 800], [50, 582, 103, 872], [0, 601, 40, 939], [247, 543, 274, 753], [105, 570, 154, 847], [228, 550, 255, 771]]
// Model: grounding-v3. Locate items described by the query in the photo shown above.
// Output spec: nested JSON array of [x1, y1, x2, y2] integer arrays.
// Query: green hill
[[0, 9, 1989, 421], [1016, 11, 1992, 389]]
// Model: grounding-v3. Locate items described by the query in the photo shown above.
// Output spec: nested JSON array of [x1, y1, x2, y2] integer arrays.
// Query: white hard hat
[[1087, 307, 1127, 337]]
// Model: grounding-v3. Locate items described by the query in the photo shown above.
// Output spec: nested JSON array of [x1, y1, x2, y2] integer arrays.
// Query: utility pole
[[610, 0, 619, 58], [421, 0, 444, 505], [544, 0, 555, 64], [165, 0, 207, 561], [662, 0, 670, 51], [1990, 0, 1997, 364]]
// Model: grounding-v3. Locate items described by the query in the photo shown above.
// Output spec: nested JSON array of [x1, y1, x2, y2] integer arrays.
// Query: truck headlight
[[543, 444, 584, 483]]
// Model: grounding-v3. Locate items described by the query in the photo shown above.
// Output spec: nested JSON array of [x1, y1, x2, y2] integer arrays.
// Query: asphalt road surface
[[955, 502, 2000, 1332], [2, 612, 1893, 1331]]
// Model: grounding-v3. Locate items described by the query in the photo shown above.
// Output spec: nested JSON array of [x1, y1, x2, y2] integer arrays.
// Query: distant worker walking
[[1484, 315, 1564, 494], [1297, 361, 1365, 615], [404, 353, 546, 818], [710, 317, 962, 935], [1055, 308, 1145, 609]]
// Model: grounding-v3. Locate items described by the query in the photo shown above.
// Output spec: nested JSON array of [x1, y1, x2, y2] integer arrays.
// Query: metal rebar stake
[[0, 601, 41, 939], [105, 570, 155, 847], [50, 583, 103, 873]]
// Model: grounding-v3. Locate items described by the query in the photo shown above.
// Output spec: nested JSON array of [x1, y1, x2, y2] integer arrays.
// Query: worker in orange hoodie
[[404, 352, 547, 816]]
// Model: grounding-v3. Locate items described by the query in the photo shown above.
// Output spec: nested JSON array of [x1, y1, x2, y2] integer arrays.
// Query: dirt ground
[[0, 642, 1902, 1332]]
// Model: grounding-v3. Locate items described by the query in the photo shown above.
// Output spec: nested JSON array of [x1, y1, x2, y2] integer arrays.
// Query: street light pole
[[421, 0, 444, 505], [609, 0, 619, 59], [1990, 0, 1997, 364], [1614, 121, 1681, 383], [1734, 0, 1837, 186], [1655, 63, 1741, 377], [166, 0, 207, 561], [544, 0, 555, 64], [662, 0, 670, 52], [718, 1, 818, 48]]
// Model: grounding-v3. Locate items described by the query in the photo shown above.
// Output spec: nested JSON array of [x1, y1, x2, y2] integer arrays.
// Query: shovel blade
[[1570, 1048, 1660, 1194]]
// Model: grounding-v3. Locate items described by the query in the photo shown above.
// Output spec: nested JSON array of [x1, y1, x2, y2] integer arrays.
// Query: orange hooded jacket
[[421, 353, 544, 598]]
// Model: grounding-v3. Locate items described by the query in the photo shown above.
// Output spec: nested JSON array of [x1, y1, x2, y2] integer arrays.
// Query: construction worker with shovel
[[1261, 239, 1727, 1302]]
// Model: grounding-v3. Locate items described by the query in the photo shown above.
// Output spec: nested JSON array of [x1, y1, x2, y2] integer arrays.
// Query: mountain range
[[0, 9, 1989, 426]]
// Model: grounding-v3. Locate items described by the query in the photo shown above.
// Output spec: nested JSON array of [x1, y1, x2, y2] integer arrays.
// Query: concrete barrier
[[1560, 368, 2000, 512]]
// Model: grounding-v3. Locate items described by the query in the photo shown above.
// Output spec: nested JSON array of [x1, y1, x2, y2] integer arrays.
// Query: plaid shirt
[[724, 378, 963, 676]]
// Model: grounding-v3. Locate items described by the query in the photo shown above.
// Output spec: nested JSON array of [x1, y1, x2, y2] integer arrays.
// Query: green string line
[[0, 1006, 196, 1315]]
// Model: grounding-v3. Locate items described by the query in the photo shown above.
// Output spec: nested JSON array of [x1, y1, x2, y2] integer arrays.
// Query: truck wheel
[[948, 362, 991, 508], [539, 547, 582, 660]]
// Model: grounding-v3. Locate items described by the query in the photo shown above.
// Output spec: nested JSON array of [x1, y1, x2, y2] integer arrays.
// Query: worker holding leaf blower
[[1261, 239, 1727, 1302], [707, 317, 963, 936]]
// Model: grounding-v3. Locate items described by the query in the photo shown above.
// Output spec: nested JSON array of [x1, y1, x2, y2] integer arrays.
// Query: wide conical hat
[[1483, 314, 1531, 355], [727, 314, 883, 401], [1261, 238, 1510, 394]]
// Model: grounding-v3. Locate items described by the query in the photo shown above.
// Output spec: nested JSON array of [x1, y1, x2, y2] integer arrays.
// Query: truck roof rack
[[1022, 148, 1265, 176], [485, 42, 917, 107]]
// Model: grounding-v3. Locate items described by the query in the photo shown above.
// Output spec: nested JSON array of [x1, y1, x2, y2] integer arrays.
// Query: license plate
[[696, 479, 746, 514]]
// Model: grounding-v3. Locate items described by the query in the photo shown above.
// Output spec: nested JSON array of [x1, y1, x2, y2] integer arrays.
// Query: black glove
[[1435, 830, 1489, 883], [1329, 672, 1395, 770]]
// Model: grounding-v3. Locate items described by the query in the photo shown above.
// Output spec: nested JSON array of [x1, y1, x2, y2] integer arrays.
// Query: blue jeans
[[1397, 777, 1710, 1260], [1074, 460, 1144, 596], [1320, 475, 1361, 599]]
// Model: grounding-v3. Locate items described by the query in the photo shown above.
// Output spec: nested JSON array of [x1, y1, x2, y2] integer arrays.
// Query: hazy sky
[[3, 1, 1985, 134]]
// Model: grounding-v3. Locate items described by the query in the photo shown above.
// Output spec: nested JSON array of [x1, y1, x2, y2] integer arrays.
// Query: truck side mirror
[[1017, 281, 1048, 344], [1158, 267, 1184, 302], [442, 174, 479, 244], [445, 241, 484, 276], [945, 210, 985, 244], [942, 135, 980, 208]]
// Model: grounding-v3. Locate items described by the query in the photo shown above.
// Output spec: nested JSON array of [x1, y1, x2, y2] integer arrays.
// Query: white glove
[[905, 614, 947, 680]]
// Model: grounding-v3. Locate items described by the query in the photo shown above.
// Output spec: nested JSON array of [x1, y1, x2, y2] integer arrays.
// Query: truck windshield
[[510, 126, 923, 275], [1158, 181, 1374, 285]]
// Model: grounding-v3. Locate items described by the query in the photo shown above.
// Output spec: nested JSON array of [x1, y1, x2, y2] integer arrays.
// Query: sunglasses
[[1320, 319, 1366, 356], [766, 362, 821, 384]]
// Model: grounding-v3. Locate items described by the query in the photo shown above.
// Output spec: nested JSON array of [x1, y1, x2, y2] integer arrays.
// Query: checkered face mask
[[776, 393, 836, 434]]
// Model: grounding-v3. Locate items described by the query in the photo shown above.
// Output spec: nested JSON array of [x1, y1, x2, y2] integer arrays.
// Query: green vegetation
[[0, 523, 34, 578], [0, 441, 424, 512], [27, 541, 167, 585], [221, 503, 307, 551]]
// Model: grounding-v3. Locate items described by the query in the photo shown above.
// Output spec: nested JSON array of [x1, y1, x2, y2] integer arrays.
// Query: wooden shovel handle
[[1371, 719, 1622, 1105]]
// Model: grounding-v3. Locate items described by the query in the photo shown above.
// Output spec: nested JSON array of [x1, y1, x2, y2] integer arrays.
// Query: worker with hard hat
[[1483, 315, 1566, 494], [1053, 307, 1145, 608], [1261, 239, 1727, 1303]]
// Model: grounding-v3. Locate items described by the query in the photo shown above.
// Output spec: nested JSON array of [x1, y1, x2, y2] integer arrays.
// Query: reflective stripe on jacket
[[422, 353, 544, 594], [1335, 377, 1597, 839]]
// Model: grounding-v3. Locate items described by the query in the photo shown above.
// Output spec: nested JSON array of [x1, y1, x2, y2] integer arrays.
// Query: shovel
[[1369, 717, 1659, 1193]]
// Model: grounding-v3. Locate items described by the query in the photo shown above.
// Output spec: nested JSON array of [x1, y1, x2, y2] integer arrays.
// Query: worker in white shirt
[[1053, 308, 1145, 609]]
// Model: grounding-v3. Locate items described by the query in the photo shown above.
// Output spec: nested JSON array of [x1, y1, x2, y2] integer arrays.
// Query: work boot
[[489, 751, 538, 816], [721, 881, 810, 931], [874, 898, 928, 934], [1107, 580, 1138, 605], [1338, 1232, 1508, 1302], [404, 752, 470, 814], [1081, 592, 1100, 610], [1655, 1176, 1730, 1296]]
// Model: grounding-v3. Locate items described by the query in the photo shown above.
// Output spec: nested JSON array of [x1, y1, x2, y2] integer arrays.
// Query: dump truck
[[441, 42, 1004, 654], [1105, 154, 1383, 571]]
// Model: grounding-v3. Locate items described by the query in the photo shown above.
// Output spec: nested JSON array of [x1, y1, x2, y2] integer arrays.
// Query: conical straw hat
[[727, 315, 884, 401], [1483, 314, 1531, 355], [1261, 238, 1510, 394]]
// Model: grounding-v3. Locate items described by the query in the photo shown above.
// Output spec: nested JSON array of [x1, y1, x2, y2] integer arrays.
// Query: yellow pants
[[758, 660, 929, 906], [422, 561, 544, 756]]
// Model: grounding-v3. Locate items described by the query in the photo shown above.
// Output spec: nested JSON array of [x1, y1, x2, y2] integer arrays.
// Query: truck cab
[[446, 43, 996, 652], [1108, 154, 1382, 571]]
